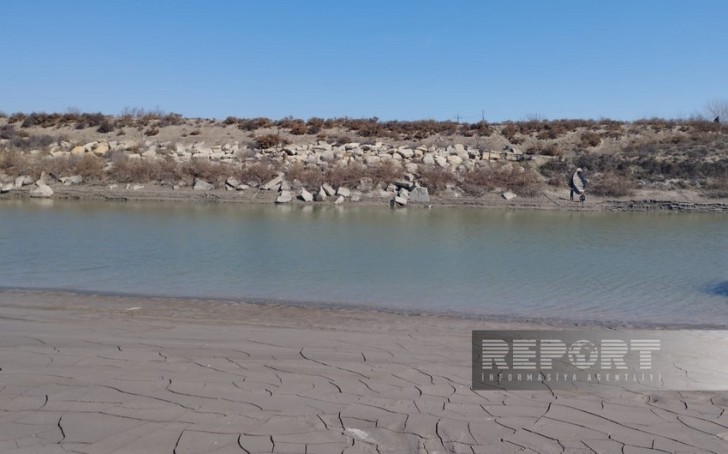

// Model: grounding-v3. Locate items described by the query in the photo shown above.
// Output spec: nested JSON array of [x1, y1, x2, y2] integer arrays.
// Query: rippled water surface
[[1, 199, 726, 325]]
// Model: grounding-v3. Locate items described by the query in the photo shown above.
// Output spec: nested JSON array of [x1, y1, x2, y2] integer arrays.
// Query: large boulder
[[193, 178, 214, 190], [93, 143, 110, 156], [60, 175, 83, 185], [299, 188, 314, 202], [225, 176, 241, 190], [29, 180, 53, 198], [262, 174, 284, 191], [322, 183, 336, 196], [1, 183, 14, 193], [336, 186, 351, 197], [410, 187, 430, 203], [15, 175, 33, 188], [275, 190, 293, 203]]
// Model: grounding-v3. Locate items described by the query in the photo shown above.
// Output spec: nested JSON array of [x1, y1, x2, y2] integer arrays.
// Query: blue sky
[[1, 1, 726, 121]]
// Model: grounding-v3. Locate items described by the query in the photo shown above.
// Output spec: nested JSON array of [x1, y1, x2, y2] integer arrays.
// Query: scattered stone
[[29, 180, 53, 198], [334, 196, 345, 204], [276, 190, 293, 203], [398, 188, 410, 199], [262, 174, 284, 191], [280, 180, 292, 191], [502, 191, 517, 201], [322, 183, 336, 196], [60, 175, 83, 186], [193, 178, 214, 190], [71, 145, 86, 156], [131, 184, 145, 191], [410, 187, 430, 203], [392, 196, 408, 206], [93, 143, 110, 156], [15, 175, 33, 187], [1, 183, 14, 193], [315, 188, 327, 202], [336, 186, 351, 197], [225, 177, 241, 190], [351, 191, 362, 202], [299, 189, 314, 202], [108, 184, 118, 190]]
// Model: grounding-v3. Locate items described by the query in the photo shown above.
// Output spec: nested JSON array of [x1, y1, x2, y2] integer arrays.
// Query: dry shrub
[[580, 131, 601, 147], [255, 134, 289, 149], [287, 163, 324, 190], [526, 142, 562, 156], [369, 160, 402, 185], [109, 158, 160, 183], [180, 158, 231, 184], [240, 161, 280, 185], [462, 166, 542, 197], [73, 154, 104, 181], [326, 164, 367, 188], [589, 172, 635, 197], [418, 166, 458, 192], [0, 150, 34, 176]]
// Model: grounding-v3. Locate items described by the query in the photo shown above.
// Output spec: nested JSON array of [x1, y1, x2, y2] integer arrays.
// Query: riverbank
[[3, 181, 728, 213], [2, 289, 728, 453]]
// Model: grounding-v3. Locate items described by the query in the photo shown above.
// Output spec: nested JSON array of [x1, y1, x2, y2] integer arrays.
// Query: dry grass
[[462, 166, 542, 197], [589, 172, 635, 197], [418, 166, 459, 192]]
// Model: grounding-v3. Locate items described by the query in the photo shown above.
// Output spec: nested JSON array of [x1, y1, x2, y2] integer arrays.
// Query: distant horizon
[[2, 1, 726, 122], [1, 108, 722, 124]]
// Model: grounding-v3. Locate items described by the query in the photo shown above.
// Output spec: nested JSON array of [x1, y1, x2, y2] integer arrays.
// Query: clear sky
[[1, 1, 726, 121]]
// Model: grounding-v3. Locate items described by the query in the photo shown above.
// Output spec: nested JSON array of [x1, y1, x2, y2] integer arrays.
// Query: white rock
[[398, 188, 410, 199], [262, 174, 284, 190], [334, 195, 345, 204], [225, 177, 241, 189], [315, 188, 327, 201], [299, 188, 314, 202], [410, 187, 430, 203], [392, 196, 408, 206], [1, 183, 14, 193], [336, 186, 351, 197], [322, 183, 336, 196], [276, 191, 293, 203], [435, 156, 449, 168], [29, 180, 53, 198], [131, 184, 145, 191], [193, 178, 214, 190], [447, 155, 463, 166], [60, 175, 83, 185], [351, 191, 362, 202], [423, 154, 436, 166], [93, 143, 110, 156], [15, 175, 33, 187], [502, 191, 517, 201]]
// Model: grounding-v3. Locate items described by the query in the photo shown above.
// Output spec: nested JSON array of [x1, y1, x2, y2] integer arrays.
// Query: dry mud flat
[[1, 291, 728, 453]]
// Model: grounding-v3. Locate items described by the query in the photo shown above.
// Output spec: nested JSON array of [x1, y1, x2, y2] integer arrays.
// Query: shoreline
[[2, 182, 728, 213], [2, 287, 726, 331]]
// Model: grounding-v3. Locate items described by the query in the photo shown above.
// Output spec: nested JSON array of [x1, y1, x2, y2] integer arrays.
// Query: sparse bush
[[255, 134, 288, 149], [97, 119, 115, 134], [418, 166, 459, 192], [589, 172, 635, 197], [462, 166, 542, 197], [580, 131, 601, 148], [326, 164, 368, 188], [240, 161, 280, 185], [287, 163, 324, 190], [73, 154, 105, 181]]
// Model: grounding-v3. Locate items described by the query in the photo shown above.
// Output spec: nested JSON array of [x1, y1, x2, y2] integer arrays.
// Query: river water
[[1, 199, 726, 325]]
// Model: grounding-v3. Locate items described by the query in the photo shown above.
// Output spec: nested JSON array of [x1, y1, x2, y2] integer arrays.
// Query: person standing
[[569, 168, 587, 202]]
